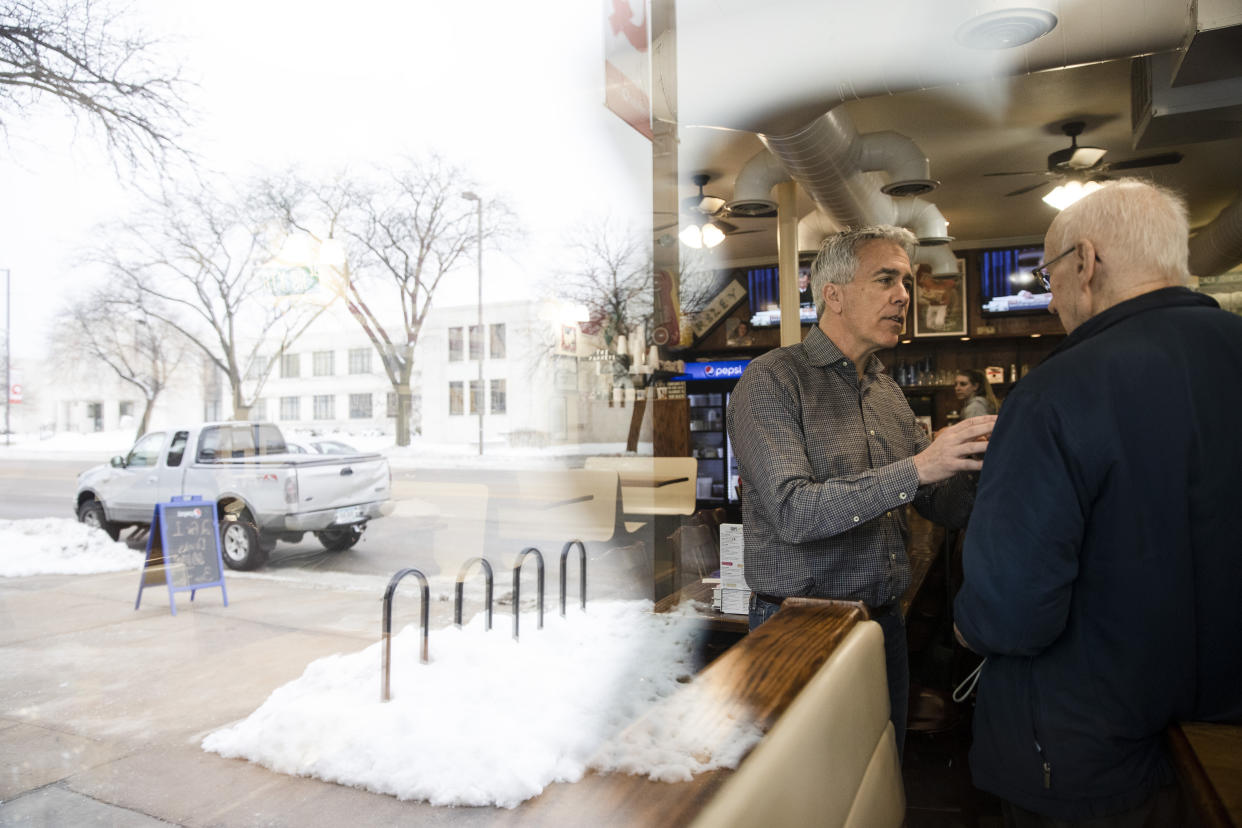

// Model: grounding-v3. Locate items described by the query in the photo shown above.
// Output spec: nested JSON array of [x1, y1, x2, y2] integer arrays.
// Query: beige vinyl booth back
[[690, 620, 904, 828]]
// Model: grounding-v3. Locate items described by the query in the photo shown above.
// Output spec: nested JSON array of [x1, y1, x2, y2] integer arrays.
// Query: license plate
[[334, 506, 364, 525]]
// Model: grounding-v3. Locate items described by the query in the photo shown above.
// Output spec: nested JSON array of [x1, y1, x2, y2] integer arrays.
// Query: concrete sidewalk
[[0, 570, 512, 826]]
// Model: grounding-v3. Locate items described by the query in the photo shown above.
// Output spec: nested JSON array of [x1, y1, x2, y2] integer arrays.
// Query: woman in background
[[954, 369, 999, 419]]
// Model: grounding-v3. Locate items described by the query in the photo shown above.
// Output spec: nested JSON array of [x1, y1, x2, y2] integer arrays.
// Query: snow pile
[[0, 518, 144, 577], [203, 600, 760, 808]]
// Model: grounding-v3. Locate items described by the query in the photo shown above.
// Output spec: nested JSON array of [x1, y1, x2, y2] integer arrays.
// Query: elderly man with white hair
[[954, 179, 1242, 826]]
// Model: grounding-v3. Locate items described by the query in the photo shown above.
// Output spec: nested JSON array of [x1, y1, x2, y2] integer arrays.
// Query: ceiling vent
[[954, 8, 1058, 50]]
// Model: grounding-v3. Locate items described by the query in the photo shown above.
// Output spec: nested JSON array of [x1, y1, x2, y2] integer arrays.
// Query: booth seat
[[690, 619, 904, 828]]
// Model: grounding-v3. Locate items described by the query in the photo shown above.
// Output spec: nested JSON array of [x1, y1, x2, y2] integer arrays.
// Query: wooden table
[[1167, 721, 1242, 827], [496, 599, 867, 826]]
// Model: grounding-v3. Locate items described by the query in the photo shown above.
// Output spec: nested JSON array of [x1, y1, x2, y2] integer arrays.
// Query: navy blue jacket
[[954, 287, 1242, 819]]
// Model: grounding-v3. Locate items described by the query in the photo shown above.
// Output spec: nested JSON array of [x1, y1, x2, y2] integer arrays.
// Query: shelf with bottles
[[690, 429, 726, 461]]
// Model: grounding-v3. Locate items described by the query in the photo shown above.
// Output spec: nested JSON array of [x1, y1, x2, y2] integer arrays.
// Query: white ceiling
[[665, 2, 1242, 265]]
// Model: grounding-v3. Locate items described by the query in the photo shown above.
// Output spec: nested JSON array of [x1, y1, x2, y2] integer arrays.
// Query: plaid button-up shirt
[[727, 326, 974, 609]]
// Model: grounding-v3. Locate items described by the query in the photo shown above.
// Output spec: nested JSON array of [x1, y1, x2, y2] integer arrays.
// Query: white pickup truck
[[75, 422, 393, 571]]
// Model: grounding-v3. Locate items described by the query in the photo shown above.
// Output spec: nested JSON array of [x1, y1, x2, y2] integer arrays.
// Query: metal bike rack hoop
[[381, 567, 429, 702], [559, 539, 587, 617], [454, 556, 494, 630], [511, 547, 544, 640]]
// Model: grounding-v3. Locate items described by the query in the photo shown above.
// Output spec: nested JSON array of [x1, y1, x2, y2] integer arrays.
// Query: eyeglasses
[[1032, 247, 1103, 291], [1031, 246, 1075, 291]]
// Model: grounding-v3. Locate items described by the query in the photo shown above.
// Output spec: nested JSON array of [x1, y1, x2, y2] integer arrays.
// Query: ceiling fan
[[656, 173, 769, 248], [984, 121, 1184, 197]]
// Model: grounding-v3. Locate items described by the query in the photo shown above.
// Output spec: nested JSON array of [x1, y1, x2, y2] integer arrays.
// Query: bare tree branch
[[0, 0, 190, 168]]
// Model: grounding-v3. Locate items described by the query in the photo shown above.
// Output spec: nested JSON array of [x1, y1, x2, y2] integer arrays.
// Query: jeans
[[750, 594, 908, 764]]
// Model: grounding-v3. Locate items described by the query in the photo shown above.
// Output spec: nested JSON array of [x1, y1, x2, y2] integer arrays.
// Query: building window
[[490, 379, 506, 414], [313, 350, 335, 377], [387, 392, 398, 418], [249, 399, 267, 421], [118, 400, 134, 419], [280, 396, 300, 420], [313, 395, 335, 420], [349, 393, 372, 419], [449, 382, 464, 416], [489, 323, 506, 359], [469, 325, 484, 360], [247, 355, 266, 380], [469, 379, 482, 414], [349, 348, 371, 374], [281, 352, 300, 378], [448, 328, 463, 361]]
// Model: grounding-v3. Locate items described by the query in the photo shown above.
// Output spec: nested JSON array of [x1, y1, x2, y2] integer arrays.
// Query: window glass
[[469, 325, 483, 360], [349, 393, 372, 418], [349, 348, 371, 374], [313, 350, 334, 376], [126, 432, 166, 467], [281, 352, 300, 378], [166, 431, 189, 467], [448, 328, 463, 362], [469, 379, 481, 414], [448, 382, 463, 415], [256, 424, 287, 454], [386, 392, 398, 418], [490, 379, 506, 414], [314, 394, 335, 419], [280, 396, 300, 420], [248, 399, 267, 421], [489, 323, 506, 359]]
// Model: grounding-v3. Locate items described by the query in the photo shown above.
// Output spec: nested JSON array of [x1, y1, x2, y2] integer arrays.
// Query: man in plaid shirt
[[727, 225, 995, 756]]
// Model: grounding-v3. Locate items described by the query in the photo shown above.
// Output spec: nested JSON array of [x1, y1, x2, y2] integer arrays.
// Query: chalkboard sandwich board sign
[[135, 495, 229, 615]]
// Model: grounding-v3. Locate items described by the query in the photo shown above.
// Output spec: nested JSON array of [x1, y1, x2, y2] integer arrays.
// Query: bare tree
[[560, 219, 654, 357], [1, 0, 189, 166], [91, 178, 326, 419], [50, 281, 186, 440], [268, 157, 514, 446]]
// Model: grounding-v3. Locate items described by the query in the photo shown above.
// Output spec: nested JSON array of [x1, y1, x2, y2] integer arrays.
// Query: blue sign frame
[[134, 495, 229, 616]]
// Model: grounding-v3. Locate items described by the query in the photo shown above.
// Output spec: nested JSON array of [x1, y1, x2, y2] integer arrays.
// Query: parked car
[[283, 438, 359, 455], [75, 422, 393, 570]]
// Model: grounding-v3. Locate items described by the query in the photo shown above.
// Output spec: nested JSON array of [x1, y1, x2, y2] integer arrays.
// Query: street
[[0, 457, 648, 600]]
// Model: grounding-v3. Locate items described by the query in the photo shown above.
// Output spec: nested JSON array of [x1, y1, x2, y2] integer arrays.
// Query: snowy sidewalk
[[0, 570, 517, 826]]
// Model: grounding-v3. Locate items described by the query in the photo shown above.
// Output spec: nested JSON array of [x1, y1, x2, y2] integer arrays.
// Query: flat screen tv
[[745, 262, 817, 328], [978, 245, 1053, 315]]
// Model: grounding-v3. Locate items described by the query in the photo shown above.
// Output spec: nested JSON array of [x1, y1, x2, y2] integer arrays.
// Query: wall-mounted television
[[745, 261, 817, 328], [978, 245, 1053, 315]]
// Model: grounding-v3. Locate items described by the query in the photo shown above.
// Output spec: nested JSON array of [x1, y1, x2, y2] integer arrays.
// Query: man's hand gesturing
[[913, 415, 997, 485]]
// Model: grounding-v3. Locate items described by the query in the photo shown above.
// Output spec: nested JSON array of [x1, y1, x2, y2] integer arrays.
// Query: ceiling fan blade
[[983, 170, 1048, 177], [725, 229, 767, 237], [1006, 181, 1053, 197], [714, 219, 739, 235], [1105, 151, 1184, 171]]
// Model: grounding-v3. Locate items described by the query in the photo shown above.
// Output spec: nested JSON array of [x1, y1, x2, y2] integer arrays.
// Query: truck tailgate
[[293, 454, 390, 514]]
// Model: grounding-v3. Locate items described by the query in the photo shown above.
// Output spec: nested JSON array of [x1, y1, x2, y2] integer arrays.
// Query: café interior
[[584, 1, 1242, 825]]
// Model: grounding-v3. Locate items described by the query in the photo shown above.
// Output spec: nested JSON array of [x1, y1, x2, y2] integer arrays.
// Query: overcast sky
[[0, 0, 652, 360]]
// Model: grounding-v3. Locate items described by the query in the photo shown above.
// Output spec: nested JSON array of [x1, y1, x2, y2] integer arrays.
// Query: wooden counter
[[1167, 721, 1242, 827], [499, 599, 868, 826]]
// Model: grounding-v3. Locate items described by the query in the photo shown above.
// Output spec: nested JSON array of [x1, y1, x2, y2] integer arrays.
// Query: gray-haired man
[[728, 225, 993, 756]]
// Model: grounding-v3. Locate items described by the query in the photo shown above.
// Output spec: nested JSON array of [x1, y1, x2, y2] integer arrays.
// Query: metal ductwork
[[760, 107, 955, 255], [858, 132, 938, 196], [727, 149, 790, 217], [797, 209, 842, 253], [1189, 192, 1242, 278], [914, 245, 961, 277]]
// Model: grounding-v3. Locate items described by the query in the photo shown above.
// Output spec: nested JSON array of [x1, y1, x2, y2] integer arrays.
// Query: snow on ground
[[203, 601, 762, 808], [0, 518, 145, 577]]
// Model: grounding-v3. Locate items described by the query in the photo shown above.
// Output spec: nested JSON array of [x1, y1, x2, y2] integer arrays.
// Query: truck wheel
[[220, 515, 266, 571], [315, 523, 365, 552], [78, 501, 121, 541]]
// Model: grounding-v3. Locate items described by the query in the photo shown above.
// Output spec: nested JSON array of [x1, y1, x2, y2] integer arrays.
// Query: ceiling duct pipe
[[761, 106, 956, 255], [858, 131, 939, 196], [727, 149, 791, 217], [914, 244, 961, 277], [797, 209, 842, 253], [1188, 192, 1242, 278]]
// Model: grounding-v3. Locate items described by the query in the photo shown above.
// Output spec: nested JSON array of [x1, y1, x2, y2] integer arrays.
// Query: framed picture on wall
[[913, 258, 968, 337]]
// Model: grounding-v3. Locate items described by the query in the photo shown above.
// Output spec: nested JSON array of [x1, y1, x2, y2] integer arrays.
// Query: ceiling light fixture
[[1042, 179, 1104, 210], [680, 221, 726, 249], [955, 8, 1058, 50]]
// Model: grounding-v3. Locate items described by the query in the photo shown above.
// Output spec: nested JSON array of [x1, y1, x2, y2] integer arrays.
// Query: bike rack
[[454, 557, 494, 630], [511, 547, 544, 640], [381, 567, 429, 702], [559, 539, 586, 617]]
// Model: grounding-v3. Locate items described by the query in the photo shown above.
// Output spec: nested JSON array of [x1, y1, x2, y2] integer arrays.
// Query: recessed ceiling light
[[956, 8, 1058, 50]]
